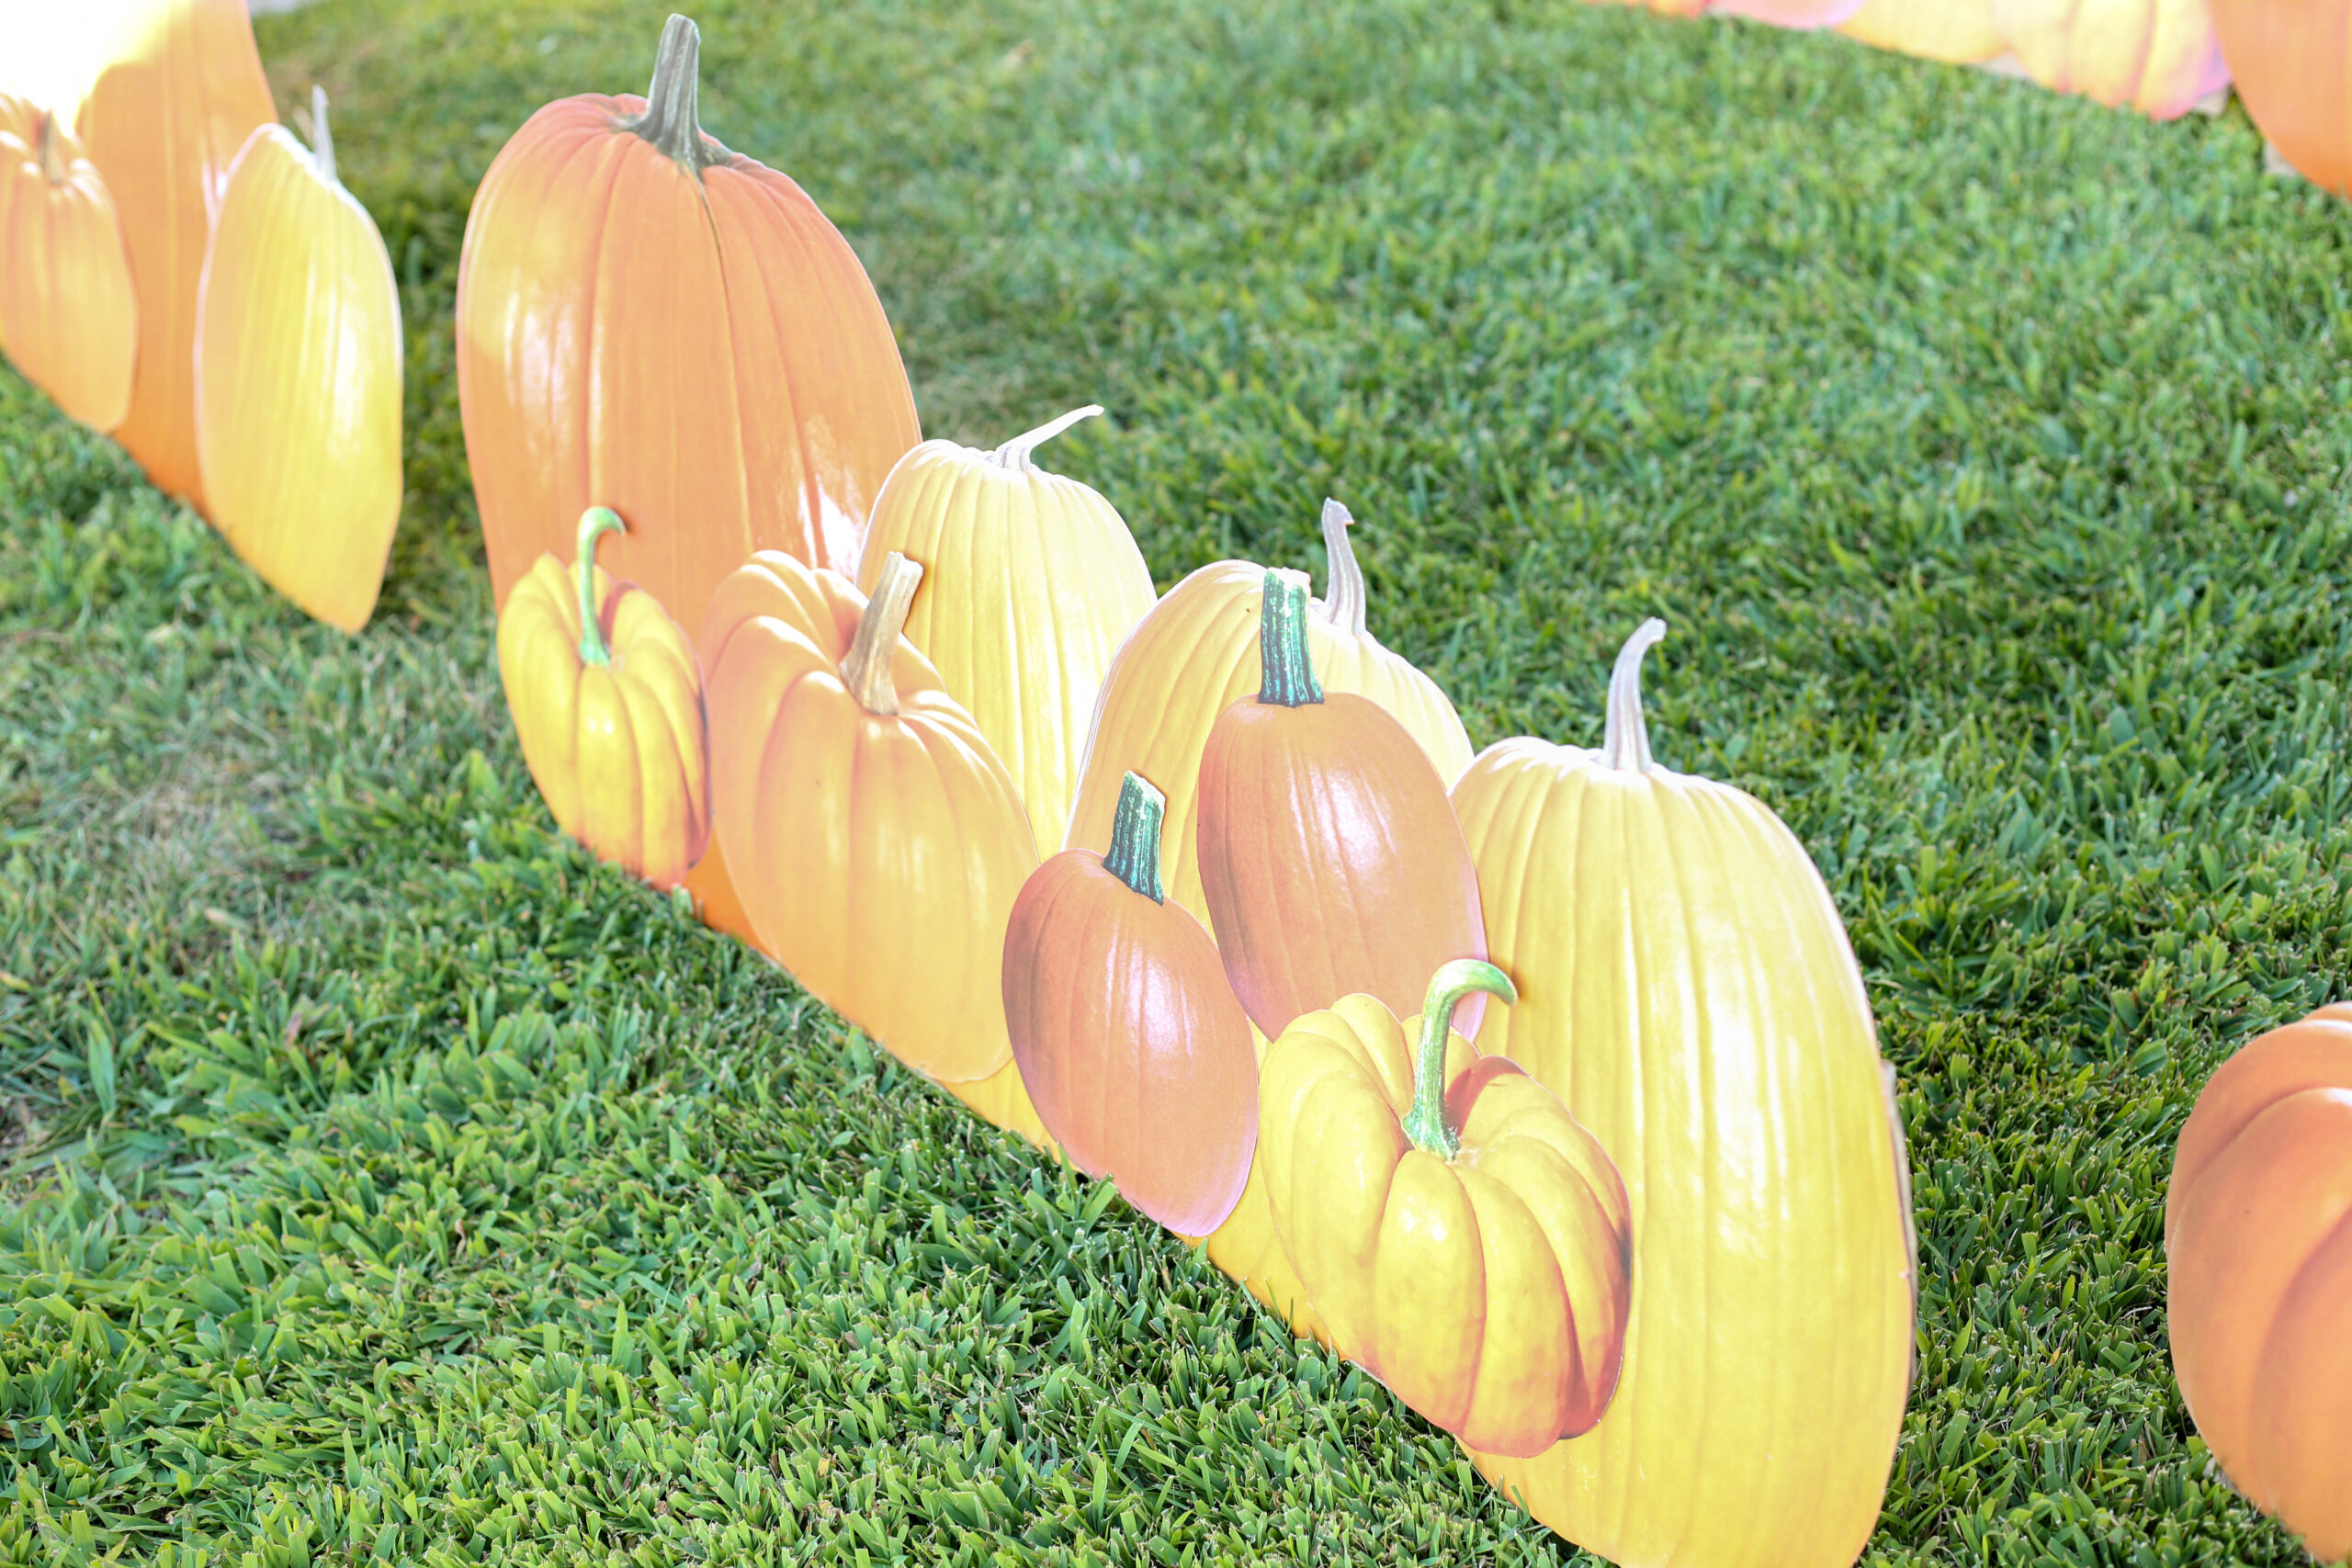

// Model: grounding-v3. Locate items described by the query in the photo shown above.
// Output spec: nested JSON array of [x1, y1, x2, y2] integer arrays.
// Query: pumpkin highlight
[[1003, 771, 1258, 1235], [195, 88, 403, 632], [1261, 960, 1634, 1457]]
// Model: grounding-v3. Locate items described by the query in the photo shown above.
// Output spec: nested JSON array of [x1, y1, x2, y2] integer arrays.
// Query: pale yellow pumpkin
[[1451, 619, 1916, 1568], [854, 405, 1156, 850]]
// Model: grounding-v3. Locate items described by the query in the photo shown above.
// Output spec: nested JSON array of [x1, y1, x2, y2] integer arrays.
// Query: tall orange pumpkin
[[1194, 568, 1487, 1042], [2165, 1003, 2352, 1563], [0, 100, 137, 432], [456, 14, 920, 616], [2207, 0, 2352, 193], [74, 0, 275, 510]]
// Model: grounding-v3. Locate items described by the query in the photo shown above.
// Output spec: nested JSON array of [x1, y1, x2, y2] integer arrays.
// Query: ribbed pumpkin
[[2165, 1003, 2352, 1564], [194, 89, 402, 633], [1838, 0, 2003, 61], [1309, 501, 1474, 787], [1002, 772, 1258, 1235], [1195, 568, 1488, 1042], [702, 548, 1036, 1085], [1197, 1018, 1334, 1348], [2206, 0, 2352, 194], [1064, 513, 1472, 934], [855, 405, 1156, 850], [497, 508, 710, 891], [75, 0, 274, 510], [0, 100, 137, 432], [1988, 0, 2229, 118], [457, 14, 919, 619], [1260, 962, 1633, 1458], [1452, 620, 1916, 1568]]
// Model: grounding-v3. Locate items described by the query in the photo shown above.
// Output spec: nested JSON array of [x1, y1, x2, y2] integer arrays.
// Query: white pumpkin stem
[[621, 14, 723, 177], [989, 404, 1103, 469], [35, 111, 65, 186], [307, 85, 337, 185], [842, 551, 922, 716], [1317, 498, 1368, 638], [1601, 617, 1668, 773]]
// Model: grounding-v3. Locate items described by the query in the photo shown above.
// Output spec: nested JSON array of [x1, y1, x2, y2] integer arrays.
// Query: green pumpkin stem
[[1317, 498, 1367, 638], [1399, 960, 1519, 1158], [842, 551, 922, 716], [1601, 617, 1668, 773], [1102, 772, 1167, 902], [35, 112, 65, 186], [574, 507, 627, 669], [1255, 567, 1324, 707], [308, 85, 337, 185], [619, 14, 724, 176], [989, 404, 1103, 469]]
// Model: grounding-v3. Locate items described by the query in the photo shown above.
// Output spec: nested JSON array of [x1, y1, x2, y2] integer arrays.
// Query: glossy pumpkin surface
[[497, 508, 710, 891], [856, 406, 1157, 851], [75, 0, 275, 510], [195, 92, 402, 633], [1196, 568, 1487, 1042], [1452, 620, 1916, 1568], [1002, 772, 1257, 1235], [702, 548, 1036, 1085], [457, 15, 919, 623], [0, 101, 137, 432], [1261, 963, 1633, 1458], [2165, 1003, 2352, 1564]]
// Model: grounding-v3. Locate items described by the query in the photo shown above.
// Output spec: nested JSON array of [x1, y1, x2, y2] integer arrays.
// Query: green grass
[[4, 0, 2350, 1561]]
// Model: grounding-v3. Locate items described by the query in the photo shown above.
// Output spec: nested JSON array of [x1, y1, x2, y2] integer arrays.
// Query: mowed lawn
[[5, 0, 2350, 1562]]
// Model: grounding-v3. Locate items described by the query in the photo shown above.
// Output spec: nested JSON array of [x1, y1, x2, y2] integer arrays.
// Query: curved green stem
[[1317, 498, 1367, 638], [308, 85, 336, 185], [1255, 568, 1323, 708], [1102, 773, 1166, 902], [1399, 960, 1518, 1158], [617, 14, 723, 177], [842, 551, 922, 715], [1601, 617, 1668, 773], [575, 508, 627, 668], [989, 405, 1102, 469]]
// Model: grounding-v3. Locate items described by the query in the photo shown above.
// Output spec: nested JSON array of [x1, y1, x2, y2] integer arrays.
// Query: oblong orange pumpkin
[[2208, 0, 2352, 194], [701, 548, 1036, 1086], [0, 100, 136, 431], [2165, 1003, 2352, 1563], [497, 507, 711, 891], [1260, 961, 1633, 1457], [75, 0, 275, 510], [1002, 771, 1257, 1235], [457, 14, 920, 621], [194, 90, 403, 633], [1195, 568, 1487, 1041]]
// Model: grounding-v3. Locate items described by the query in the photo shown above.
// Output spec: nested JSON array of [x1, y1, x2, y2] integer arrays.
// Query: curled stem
[[1317, 498, 1367, 638], [842, 551, 922, 715], [989, 405, 1103, 469], [1398, 960, 1519, 1158], [574, 508, 627, 668], [1601, 617, 1668, 773]]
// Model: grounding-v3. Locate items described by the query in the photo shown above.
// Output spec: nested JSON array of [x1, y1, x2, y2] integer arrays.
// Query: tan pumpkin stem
[[307, 85, 337, 185], [35, 112, 64, 186], [1317, 498, 1368, 638], [843, 551, 923, 716], [1601, 617, 1668, 773], [620, 14, 724, 177], [989, 404, 1103, 469], [1399, 959, 1518, 1158]]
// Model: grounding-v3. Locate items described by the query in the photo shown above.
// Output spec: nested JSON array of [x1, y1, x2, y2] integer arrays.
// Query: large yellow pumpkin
[[0, 99, 137, 432], [854, 405, 1156, 852], [1451, 620, 1916, 1568], [194, 90, 402, 633], [701, 548, 1037, 1087]]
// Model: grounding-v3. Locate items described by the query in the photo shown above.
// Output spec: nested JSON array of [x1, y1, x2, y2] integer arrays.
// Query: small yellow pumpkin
[[0, 100, 138, 432]]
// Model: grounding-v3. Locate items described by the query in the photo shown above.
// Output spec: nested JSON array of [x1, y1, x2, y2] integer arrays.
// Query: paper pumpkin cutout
[[1989, 0, 2229, 118], [1260, 961, 1633, 1457], [2165, 1003, 2352, 1563], [1195, 567, 1488, 1043], [0, 99, 137, 433], [702, 548, 1036, 1084], [855, 405, 1158, 852], [1452, 620, 1915, 1568], [75, 0, 276, 511], [497, 507, 711, 890], [1306, 500, 1475, 787], [195, 89, 403, 632], [1838, 0, 2005, 61], [1003, 771, 1257, 1235], [1194, 1019, 1336, 1348], [2208, 0, 2352, 194]]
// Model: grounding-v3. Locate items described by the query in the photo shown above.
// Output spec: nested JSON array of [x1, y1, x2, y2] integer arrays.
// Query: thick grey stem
[[618, 15, 723, 177]]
